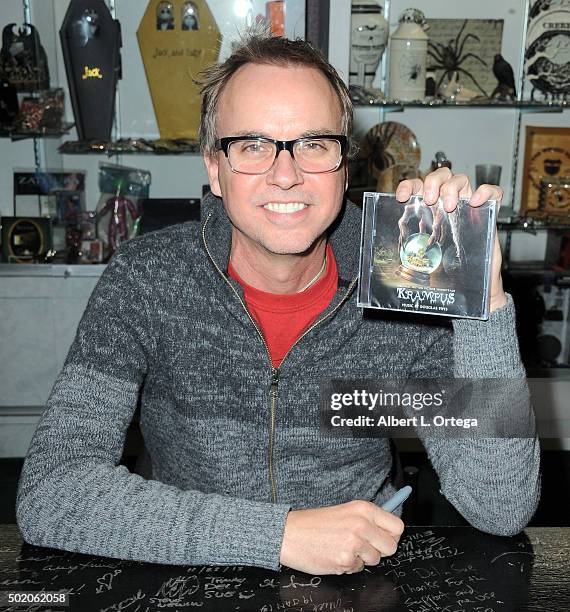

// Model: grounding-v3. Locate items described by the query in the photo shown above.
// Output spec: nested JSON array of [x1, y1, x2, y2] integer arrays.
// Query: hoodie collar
[[200, 190, 361, 284]]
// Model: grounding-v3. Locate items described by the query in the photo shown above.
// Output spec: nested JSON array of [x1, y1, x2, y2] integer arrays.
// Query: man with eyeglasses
[[16, 32, 539, 577]]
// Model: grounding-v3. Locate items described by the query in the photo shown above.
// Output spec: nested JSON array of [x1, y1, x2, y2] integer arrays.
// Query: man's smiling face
[[204, 62, 348, 256]]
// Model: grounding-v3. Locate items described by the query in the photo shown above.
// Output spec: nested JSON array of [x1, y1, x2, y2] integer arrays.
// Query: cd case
[[358, 192, 497, 320]]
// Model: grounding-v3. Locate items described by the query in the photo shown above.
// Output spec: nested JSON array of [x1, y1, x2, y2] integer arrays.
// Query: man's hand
[[396, 168, 508, 313], [279, 500, 405, 575]]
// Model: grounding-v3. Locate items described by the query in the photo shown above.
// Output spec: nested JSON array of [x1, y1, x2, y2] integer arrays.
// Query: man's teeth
[[263, 202, 308, 213]]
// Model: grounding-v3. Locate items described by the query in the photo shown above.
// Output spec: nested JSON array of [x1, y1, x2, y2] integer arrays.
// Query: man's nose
[[266, 149, 303, 188]]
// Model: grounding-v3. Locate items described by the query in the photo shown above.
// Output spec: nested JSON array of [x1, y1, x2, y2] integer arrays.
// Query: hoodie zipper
[[202, 212, 358, 503]]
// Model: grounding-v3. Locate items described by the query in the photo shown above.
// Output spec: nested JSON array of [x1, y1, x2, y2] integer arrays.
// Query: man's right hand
[[279, 500, 405, 575]]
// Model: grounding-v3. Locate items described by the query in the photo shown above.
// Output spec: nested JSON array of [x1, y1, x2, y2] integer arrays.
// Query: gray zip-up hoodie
[[16, 192, 540, 570]]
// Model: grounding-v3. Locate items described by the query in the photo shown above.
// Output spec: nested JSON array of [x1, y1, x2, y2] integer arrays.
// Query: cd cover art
[[358, 192, 497, 320]]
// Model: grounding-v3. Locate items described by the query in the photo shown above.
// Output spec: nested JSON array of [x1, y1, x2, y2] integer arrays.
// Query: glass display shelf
[[498, 217, 570, 232], [351, 96, 566, 114], [59, 138, 201, 156], [503, 262, 570, 284], [0, 123, 74, 140]]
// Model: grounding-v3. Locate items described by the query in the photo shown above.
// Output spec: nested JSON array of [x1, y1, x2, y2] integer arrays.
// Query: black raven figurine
[[491, 54, 517, 100]]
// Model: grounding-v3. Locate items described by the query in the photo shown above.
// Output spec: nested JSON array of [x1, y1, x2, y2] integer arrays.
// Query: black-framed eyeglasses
[[215, 135, 348, 175]]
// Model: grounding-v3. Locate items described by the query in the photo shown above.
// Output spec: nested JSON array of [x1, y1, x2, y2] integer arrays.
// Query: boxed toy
[[358, 192, 497, 320]]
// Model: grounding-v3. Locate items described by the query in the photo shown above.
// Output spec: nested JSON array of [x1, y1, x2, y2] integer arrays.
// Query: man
[[16, 33, 540, 576]]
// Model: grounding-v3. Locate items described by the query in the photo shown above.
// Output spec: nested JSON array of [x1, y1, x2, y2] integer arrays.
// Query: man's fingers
[[349, 501, 404, 560], [423, 167, 454, 204], [372, 507, 405, 539], [344, 556, 366, 574], [344, 532, 398, 573], [396, 178, 425, 201], [436, 173, 472, 211], [356, 542, 382, 567], [470, 184, 503, 208], [398, 170, 502, 212], [367, 528, 400, 559], [348, 527, 398, 570]]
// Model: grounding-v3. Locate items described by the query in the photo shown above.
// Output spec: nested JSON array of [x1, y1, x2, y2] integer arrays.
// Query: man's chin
[[230, 223, 325, 257], [258, 235, 319, 257], [260, 244, 315, 257]]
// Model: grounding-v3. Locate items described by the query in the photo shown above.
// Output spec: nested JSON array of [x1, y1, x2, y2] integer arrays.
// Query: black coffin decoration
[[59, 0, 122, 141]]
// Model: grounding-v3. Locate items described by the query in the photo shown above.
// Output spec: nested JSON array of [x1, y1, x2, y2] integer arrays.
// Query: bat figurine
[[0, 23, 49, 91]]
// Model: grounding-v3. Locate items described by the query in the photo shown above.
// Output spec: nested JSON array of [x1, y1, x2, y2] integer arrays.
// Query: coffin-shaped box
[[137, 0, 221, 139], [60, 0, 122, 141]]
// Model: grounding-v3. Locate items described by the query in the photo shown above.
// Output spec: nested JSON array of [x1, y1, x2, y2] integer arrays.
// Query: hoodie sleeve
[[411, 294, 541, 536], [16, 245, 290, 569]]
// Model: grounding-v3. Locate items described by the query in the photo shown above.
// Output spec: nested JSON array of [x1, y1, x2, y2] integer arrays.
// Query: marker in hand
[[380, 485, 412, 513]]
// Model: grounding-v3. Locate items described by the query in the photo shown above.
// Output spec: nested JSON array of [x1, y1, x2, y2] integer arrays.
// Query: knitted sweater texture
[[16, 193, 541, 570]]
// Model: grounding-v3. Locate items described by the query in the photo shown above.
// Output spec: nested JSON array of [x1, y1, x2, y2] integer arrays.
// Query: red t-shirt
[[228, 243, 338, 368]]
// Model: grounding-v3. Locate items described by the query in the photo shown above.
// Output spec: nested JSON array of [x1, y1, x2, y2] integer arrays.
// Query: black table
[[1, 525, 568, 611]]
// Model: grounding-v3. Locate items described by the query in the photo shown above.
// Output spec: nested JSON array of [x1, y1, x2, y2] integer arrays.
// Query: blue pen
[[380, 485, 413, 513]]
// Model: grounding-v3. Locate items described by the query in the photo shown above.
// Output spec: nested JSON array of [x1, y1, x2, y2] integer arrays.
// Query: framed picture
[[523, 0, 570, 102], [13, 170, 85, 218], [426, 19, 504, 97], [0, 216, 53, 263], [521, 126, 570, 216]]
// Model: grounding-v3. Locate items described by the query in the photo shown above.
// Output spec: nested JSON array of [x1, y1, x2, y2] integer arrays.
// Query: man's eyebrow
[[231, 130, 271, 138], [227, 129, 340, 139], [299, 129, 338, 138]]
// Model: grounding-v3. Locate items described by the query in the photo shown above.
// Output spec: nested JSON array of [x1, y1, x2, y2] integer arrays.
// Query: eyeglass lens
[[227, 139, 342, 174]]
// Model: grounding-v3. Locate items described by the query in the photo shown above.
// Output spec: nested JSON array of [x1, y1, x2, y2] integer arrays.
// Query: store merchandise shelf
[[0, 123, 75, 140], [503, 262, 570, 284], [352, 98, 566, 113], [498, 218, 570, 232], [58, 138, 201, 155]]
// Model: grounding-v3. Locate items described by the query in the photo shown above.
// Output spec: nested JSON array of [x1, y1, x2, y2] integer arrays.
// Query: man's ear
[[203, 153, 222, 197]]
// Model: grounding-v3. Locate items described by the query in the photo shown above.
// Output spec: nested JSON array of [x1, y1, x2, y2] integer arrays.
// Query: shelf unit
[[505, 263, 570, 283], [58, 138, 201, 156], [56, 101, 564, 158], [352, 0, 568, 266], [0, 123, 75, 141], [3, 1, 567, 209], [352, 99, 566, 112]]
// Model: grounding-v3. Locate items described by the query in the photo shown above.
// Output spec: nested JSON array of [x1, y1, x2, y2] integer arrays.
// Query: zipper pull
[[271, 368, 279, 392]]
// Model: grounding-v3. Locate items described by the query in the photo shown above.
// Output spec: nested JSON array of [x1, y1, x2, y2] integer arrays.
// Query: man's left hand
[[396, 167, 508, 313]]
